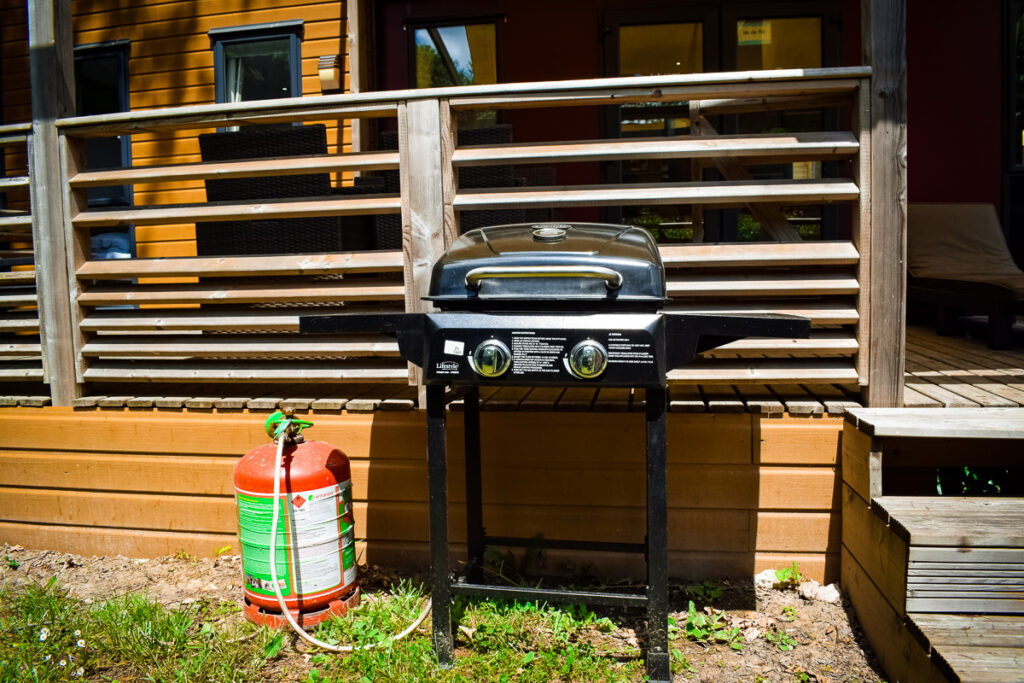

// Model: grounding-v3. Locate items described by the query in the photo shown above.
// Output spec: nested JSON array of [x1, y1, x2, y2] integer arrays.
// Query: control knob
[[568, 339, 608, 379], [471, 339, 512, 378]]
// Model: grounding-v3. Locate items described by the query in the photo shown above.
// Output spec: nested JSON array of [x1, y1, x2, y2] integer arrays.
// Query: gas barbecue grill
[[300, 222, 809, 682]]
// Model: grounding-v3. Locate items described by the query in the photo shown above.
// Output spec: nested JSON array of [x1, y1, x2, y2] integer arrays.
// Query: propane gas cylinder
[[234, 427, 358, 624]]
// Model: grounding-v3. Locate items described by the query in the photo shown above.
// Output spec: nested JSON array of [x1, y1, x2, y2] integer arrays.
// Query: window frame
[[209, 20, 304, 104], [74, 39, 132, 208]]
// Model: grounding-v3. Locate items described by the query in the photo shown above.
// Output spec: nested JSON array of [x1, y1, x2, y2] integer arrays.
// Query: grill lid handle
[[464, 265, 623, 290]]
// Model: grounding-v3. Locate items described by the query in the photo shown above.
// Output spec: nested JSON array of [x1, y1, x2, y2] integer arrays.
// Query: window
[[411, 21, 497, 128], [210, 21, 303, 104], [74, 41, 131, 208]]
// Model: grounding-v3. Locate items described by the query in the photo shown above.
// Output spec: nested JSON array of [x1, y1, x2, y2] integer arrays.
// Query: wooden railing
[[37, 67, 879, 403], [0, 123, 43, 385]]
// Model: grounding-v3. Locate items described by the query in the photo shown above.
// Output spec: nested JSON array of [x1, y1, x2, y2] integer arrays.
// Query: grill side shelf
[[299, 313, 427, 367]]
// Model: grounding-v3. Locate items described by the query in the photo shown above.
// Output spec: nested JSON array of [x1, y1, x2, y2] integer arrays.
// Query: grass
[[1, 578, 646, 682], [1, 577, 283, 682]]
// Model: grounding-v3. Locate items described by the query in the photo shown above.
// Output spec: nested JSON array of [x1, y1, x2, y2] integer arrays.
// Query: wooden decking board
[[700, 385, 745, 413], [846, 408, 1024, 438], [906, 355, 1019, 408], [909, 614, 1024, 649], [932, 645, 1024, 683], [872, 499, 1024, 548]]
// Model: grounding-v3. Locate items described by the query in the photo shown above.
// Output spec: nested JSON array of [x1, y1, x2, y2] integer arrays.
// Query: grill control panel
[[424, 312, 665, 386]]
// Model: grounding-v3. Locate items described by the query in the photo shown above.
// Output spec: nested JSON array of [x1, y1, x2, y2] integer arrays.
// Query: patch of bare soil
[[1, 544, 885, 682]]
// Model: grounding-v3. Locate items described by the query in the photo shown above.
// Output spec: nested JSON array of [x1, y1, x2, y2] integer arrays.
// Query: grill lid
[[427, 222, 666, 309]]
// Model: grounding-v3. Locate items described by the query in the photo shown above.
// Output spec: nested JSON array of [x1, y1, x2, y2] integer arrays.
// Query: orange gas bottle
[[233, 413, 359, 628]]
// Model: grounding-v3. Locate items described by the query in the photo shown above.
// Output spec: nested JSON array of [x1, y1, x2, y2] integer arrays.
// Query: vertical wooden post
[[863, 0, 907, 407], [854, 78, 872, 387], [345, 0, 368, 152], [28, 0, 79, 404], [398, 98, 447, 399]]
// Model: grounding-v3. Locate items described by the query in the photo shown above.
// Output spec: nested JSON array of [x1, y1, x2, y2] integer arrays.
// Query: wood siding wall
[[1, 0, 348, 257], [0, 408, 843, 583]]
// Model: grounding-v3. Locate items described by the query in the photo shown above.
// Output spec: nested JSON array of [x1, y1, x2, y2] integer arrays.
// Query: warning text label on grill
[[510, 331, 566, 375], [607, 332, 655, 365]]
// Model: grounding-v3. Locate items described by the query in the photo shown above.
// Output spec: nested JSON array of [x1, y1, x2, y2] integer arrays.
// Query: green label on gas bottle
[[236, 481, 355, 597]]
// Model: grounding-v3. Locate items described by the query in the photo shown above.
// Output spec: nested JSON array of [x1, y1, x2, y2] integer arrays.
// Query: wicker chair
[[195, 124, 359, 255]]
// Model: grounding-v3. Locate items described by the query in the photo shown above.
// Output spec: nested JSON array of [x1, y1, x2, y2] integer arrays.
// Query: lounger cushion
[[908, 203, 1024, 296]]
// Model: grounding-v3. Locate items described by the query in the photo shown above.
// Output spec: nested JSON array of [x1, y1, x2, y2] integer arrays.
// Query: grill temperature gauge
[[471, 339, 512, 378], [568, 339, 608, 379]]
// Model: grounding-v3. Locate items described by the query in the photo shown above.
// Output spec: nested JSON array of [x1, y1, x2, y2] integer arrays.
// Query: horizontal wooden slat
[[659, 241, 859, 268], [665, 301, 858, 325], [453, 132, 858, 166], [0, 365, 44, 380], [72, 194, 402, 228], [668, 360, 859, 385], [451, 76, 863, 111], [80, 306, 404, 332], [77, 251, 404, 279], [907, 597, 1024, 614], [0, 317, 39, 333], [58, 68, 869, 136], [668, 272, 858, 297], [82, 361, 408, 382], [0, 271, 35, 285], [0, 343, 41, 356], [0, 291, 37, 306], [82, 334, 400, 359], [70, 150, 401, 188], [454, 179, 859, 211], [77, 280, 405, 306], [0, 176, 30, 190], [702, 331, 857, 358], [0, 215, 32, 228], [911, 547, 1024, 564]]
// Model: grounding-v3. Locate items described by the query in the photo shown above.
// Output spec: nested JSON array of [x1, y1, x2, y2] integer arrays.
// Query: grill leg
[[645, 384, 670, 683], [426, 384, 453, 665], [464, 387, 484, 583]]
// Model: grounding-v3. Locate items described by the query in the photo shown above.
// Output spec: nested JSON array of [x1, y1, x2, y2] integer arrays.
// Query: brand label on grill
[[510, 331, 565, 375], [443, 339, 465, 356], [436, 360, 460, 374]]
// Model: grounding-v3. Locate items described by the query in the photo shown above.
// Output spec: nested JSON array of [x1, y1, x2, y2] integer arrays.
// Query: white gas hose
[[268, 426, 432, 652]]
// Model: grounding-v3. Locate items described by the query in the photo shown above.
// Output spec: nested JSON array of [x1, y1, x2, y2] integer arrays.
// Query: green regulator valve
[[265, 409, 314, 443]]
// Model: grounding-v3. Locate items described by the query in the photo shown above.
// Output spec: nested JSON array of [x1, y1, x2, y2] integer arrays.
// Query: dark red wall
[[907, 0, 1002, 207]]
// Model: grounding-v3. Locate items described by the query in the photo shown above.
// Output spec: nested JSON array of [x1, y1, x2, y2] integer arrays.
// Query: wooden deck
[[905, 325, 1024, 408]]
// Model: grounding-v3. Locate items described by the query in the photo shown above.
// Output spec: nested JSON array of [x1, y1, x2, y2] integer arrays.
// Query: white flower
[[74, 667, 84, 677], [59, 659, 66, 667], [77, 639, 85, 648], [73, 630, 81, 637], [43, 654, 51, 662], [38, 627, 50, 641]]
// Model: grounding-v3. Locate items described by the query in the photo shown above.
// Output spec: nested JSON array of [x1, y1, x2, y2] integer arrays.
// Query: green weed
[[764, 625, 799, 652], [670, 601, 744, 651], [774, 562, 803, 589], [782, 605, 798, 622]]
